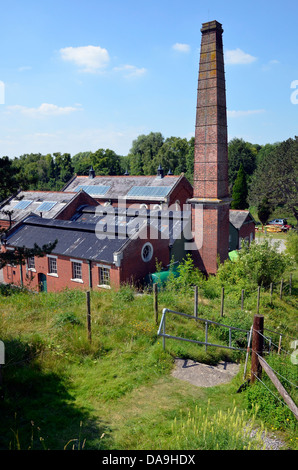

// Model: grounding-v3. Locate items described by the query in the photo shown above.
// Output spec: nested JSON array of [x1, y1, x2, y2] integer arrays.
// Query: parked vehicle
[[267, 218, 291, 231], [268, 218, 288, 225]]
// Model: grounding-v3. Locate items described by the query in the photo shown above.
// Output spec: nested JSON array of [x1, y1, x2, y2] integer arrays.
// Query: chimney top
[[89, 166, 95, 179], [157, 164, 164, 178], [201, 20, 223, 34]]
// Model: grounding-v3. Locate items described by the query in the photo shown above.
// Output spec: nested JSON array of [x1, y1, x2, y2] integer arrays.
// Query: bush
[[286, 230, 298, 265], [246, 353, 297, 433], [165, 254, 204, 294], [217, 239, 290, 290]]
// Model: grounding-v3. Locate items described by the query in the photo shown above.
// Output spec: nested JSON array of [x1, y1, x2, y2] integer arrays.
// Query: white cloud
[[225, 48, 257, 65], [227, 109, 265, 118], [172, 43, 190, 53], [113, 64, 147, 78], [7, 103, 80, 117], [60, 45, 110, 73]]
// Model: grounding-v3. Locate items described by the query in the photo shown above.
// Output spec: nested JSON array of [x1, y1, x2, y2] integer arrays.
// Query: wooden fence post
[[86, 291, 92, 343], [220, 287, 224, 317], [153, 283, 158, 325], [251, 315, 264, 383]]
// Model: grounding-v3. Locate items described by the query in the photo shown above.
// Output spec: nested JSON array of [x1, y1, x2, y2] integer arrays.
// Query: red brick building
[[1, 210, 185, 292], [229, 210, 256, 251], [0, 189, 99, 231], [62, 166, 193, 211], [0, 20, 255, 292]]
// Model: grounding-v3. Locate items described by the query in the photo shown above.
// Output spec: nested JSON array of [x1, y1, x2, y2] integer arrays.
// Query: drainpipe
[[19, 260, 23, 287], [88, 260, 93, 289]]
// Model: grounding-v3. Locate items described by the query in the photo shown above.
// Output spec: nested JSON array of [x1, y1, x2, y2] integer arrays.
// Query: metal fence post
[[162, 310, 166, 351]]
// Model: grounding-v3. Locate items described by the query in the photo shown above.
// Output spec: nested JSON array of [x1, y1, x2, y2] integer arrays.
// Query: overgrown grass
[[0, 273, 297, 450]]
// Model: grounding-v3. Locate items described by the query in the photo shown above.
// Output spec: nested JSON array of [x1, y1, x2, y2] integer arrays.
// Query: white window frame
[[97, 263, 111, 288], [47, 255, 58, 277], [71, 259, 83, 283], [27, 256, 36, 271]]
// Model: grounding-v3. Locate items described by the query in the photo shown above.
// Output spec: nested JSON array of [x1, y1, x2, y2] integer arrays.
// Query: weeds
[[165, 401, 266, 450]]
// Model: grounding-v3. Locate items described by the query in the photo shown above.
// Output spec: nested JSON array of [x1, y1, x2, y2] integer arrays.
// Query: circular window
[[141, 242, 153, 262]]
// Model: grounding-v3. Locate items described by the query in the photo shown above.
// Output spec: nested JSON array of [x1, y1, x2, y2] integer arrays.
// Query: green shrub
[[115, 285, 135, 302], [217, 239, 290, 290], [165, 254, 204, 294], [246, 353, 297, 433]]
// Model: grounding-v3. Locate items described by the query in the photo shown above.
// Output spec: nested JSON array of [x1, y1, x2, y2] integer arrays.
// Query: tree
[[72, 152, 92, 175], [228, 138, 257, 188], [90, 149, 121, 175], [217, 239, 289, 289], [0, 240, 58, 270], [0, 156, 19, 201], [155, 137, 188, 175], [249, 137, 298, 224], [257, 198, 272, 226], [128, 132, 164, 175], [231, 163, 248, 209], [54, 153, 74, 184]]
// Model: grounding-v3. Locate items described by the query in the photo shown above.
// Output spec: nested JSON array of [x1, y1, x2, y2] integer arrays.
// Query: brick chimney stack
[[189, 20, 230, 274]]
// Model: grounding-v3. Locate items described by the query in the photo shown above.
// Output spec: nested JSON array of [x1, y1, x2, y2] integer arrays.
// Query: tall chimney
[[189, 20, 230, 274]]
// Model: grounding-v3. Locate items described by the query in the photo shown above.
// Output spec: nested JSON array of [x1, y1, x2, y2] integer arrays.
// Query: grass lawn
[[0, 276, 297, 450]]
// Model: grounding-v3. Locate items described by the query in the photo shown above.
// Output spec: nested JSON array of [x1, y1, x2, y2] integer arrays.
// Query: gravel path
[[171, 358, 240, 387]]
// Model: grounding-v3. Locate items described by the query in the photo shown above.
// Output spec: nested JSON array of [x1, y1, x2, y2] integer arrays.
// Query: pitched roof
[[229, 210, 255, 229], [5, 216, 129, 264], [0, 191, 77, 223], [5, 207, 191, 263], [63, 174, 184, 201]]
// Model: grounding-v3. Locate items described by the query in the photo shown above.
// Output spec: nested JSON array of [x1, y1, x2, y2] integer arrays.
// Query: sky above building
[[0, 0, 297, 158]]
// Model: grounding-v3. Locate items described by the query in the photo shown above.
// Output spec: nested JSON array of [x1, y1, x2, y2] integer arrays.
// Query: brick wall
[[3, 254, 121, 292], [55, 191, 99, 221], [119, 229, 171, 286]]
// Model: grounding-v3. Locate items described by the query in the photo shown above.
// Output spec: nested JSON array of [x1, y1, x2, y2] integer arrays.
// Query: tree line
[[0, 133, 297, 224]]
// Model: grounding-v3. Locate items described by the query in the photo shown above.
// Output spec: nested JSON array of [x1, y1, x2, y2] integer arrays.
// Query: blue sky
[[0, 0, 297, 158]]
